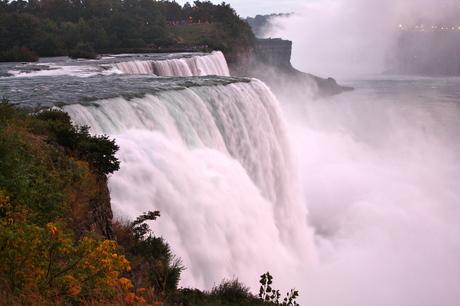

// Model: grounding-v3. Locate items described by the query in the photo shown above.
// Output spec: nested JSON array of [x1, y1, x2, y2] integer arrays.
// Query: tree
[[32, 109, 120, 175], [0, 198, 133, 303], [114, 211, 185, 296], [259, 272, 299, 306]]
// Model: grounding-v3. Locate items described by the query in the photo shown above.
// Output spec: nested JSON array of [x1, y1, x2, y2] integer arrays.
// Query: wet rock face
[[230, 38, 353, 98], [73, 173, 115, 241], [227, 38, 293, 76], [252, 39, 294, 70]]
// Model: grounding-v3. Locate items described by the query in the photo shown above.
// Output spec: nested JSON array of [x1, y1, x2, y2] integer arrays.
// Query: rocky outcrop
[[253, 38, 294, 70], [229, 38, 353, 98], [83, 174, 115, 240]]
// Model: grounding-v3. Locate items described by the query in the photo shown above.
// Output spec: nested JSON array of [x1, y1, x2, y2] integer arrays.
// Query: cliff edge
[[229, 38, 353, 98]]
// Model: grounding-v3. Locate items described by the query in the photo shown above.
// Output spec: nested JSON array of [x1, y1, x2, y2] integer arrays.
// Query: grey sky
[[174, 0, 309, 18]]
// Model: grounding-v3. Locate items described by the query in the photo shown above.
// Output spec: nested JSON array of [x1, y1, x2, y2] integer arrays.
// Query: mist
[[262, 0, 458, 78], [281, 81, 460, 304]]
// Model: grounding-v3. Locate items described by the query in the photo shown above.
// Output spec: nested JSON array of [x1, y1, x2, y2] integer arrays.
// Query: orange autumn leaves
[[0, 191, 141, 304]]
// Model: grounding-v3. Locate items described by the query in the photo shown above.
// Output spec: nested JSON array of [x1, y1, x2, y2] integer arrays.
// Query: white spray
[[280, 78, 460, 305]]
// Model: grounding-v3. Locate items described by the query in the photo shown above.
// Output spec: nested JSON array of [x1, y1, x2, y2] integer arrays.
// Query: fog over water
[[260, 1, 460, 305], [279, 77, 460, 305], [263, 0, 458, 78]]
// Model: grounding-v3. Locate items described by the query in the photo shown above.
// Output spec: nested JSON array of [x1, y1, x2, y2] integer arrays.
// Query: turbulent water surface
[[1, 51, 460, 305]]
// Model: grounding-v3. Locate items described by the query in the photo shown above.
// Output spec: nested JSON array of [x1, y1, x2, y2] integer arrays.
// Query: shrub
[[259, 272, 299, 306], [210, 278, 252, 304], [0, 194, 134, 304], [31, 109, 120, 175], [172, 278, 265, 306], [114, 212, 185, 299], [0, 102, 147, 305], [68, 42, 97, 59], [0, 46, 39, 62], [174, 287, 208, 305], [0, 97, 19, 126], [0, 103, 118, 226]]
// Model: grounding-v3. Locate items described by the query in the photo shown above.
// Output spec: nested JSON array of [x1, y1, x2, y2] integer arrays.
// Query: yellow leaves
[[0, 216, 47, 290], [0, 191, 10, 208], [62, 275, 82, 296], [0, 217, 134, 303], [118, 277, 134, 291], [46, 222, 58, 236]]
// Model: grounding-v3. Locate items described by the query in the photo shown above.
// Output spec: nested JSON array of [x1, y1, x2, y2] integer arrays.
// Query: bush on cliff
[[31, 108, 120, 175], [114, 211, 185, 302]]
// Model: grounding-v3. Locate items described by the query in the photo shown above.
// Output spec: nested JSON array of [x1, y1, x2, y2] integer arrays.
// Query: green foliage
[[172, 278, 266, 306], [129, 210, 161, 240], [175, 287, 208, 305], [31, 109, 120, 175], [0, 102, 118, 228], [0, 106, 68, 225], [0, 46, 38, 62], [172, 1, 255, 62], [0, 97, 18, 125], [0, 101, 145, 304], [259, 272, 299, 306], [0, 12, 41, 51], [69, 42, 98, 59], [210, 278, 252, 304], [0, 0, 253, 58], [114, 211, 185, 297]]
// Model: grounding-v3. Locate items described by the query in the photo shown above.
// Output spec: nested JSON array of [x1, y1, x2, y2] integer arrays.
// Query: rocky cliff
[[230, 38, 353, 99]]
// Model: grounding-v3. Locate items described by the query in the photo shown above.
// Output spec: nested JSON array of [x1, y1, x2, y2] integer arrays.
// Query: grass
[[167, 24, 216, 44]]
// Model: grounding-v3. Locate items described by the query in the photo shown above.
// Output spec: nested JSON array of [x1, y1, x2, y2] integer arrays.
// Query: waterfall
[[63, 79, 316, 291], [113, 51, 230, 76]]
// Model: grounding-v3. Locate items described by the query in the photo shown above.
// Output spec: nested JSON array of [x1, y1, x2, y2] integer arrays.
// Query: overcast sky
[[174, 0, 310, 18]]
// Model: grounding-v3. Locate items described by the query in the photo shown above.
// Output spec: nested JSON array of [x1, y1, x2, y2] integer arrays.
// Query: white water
[[8, 62, 120, 78], [114, 51, 230, 76], [281, 76, 460, 306], [63, 79, 316, 291]]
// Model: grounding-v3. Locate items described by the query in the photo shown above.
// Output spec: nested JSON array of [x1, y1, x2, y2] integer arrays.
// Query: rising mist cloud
[[263, 0, 457, 78]]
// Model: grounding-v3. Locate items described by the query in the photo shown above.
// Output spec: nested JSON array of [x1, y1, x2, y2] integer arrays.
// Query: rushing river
[[1, 52, 460, 305]]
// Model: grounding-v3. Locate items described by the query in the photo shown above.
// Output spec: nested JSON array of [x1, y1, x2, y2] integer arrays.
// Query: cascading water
[[113, 51, 230, 76], [63, 79, 317, 291]]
